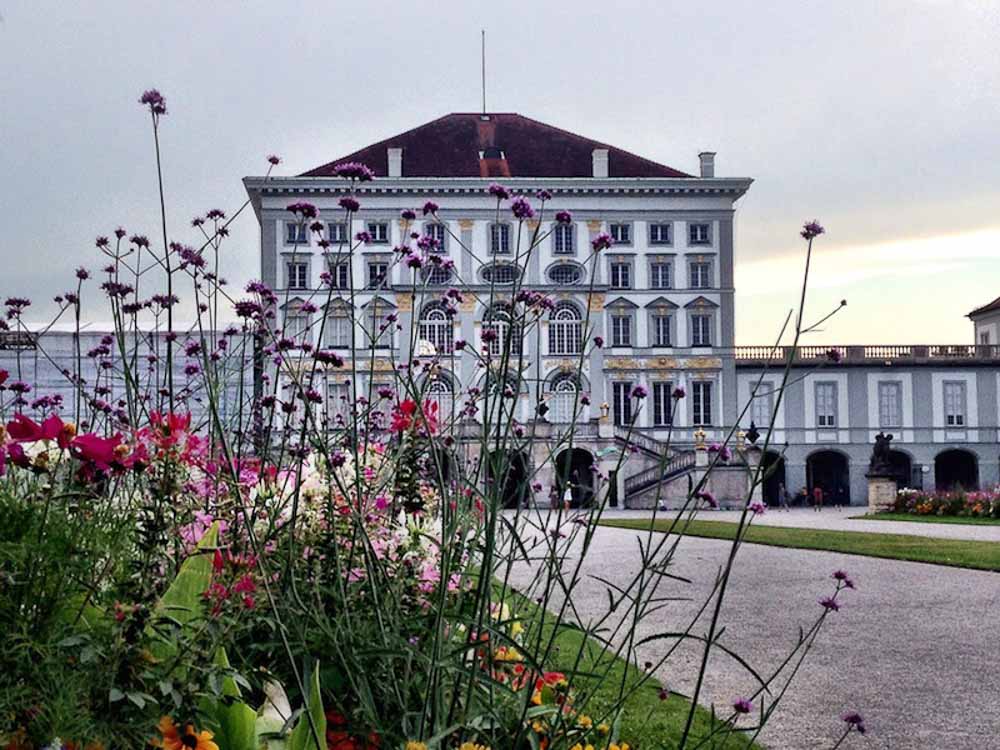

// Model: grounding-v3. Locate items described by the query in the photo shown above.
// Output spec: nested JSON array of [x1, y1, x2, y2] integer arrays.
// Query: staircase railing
[[623, 450, 697, 497], [614, 426, 670, 457]]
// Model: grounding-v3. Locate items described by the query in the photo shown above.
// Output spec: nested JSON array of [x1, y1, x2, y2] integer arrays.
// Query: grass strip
[[853, 512, 1000, 527]]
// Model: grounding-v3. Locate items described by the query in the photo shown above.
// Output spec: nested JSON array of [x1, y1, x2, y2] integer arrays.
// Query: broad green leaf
[[214, 700, 258, 750], [289, 664, 326, 750]]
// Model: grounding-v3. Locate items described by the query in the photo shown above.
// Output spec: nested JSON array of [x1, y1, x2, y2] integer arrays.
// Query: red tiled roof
[[968, 295, 1000, 318], [301, 113, 692, 179]]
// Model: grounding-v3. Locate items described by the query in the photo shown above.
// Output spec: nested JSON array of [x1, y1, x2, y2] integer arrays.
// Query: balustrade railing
[[623, 450, 697, 496], [734, 344, 1000, 364]]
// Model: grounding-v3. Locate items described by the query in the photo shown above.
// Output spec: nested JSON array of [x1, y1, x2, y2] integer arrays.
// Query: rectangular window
[[424, 222, 447, 251], [652, 381, 674, 427], [944, 381, 966, 426], [285, 312, 310, 343], [324, 314, 352, 348], [878, 381, 902, 427], [367, 221, 389, 244], [815, 382, 838, 428], [328, 221, 348, 244], [611, 314, 632, 347], [649, 223, 672, 245], [688, 223, 711, 245], [689, 261, 711, 289], [553, 224, 575, 254], [609, 223, 632, 245], [367, 261, 388, 289], [327, 380, 351, 422], [285, 222, 308, 245], [490, 223, 511, 254], [612, 382, 633, 426], [751, 384, 773, 428], [328, 261, 350, 289], [650, 261, 672, 289], [286, 261, 308, 290], [980, 331, 991, 345], [692, 382, 712, 426], [652, 314, 672, 347], [690, 314, 712, 346], [610, 262, 632, 289]]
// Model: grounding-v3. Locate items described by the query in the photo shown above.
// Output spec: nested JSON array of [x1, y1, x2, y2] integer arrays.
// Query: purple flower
[[593, 336, 604, 348], [535, 189, 552, 202], [749, 501, 766, 515], [832, 570, 856, 589], [488, 183, 510, 200], [819, 596, 841, 612], [511, 196, 535, 219], [672, 386, 686, 399], [422, 201, 439, 215], [841, 712, 866, 734], [826, 347, 842, 363], [591, 232, 614, 251], [206, 208, 226, 220], [732, 698, 752, 714], [286, 202, 318, 219], [338, 197, 360, 213], [801, 220, 825, 240], [332, 162, 375, 181], [75, 267, 90, 281], [454, 339, 466, 350], [355, 231, 373, 244], [95, 237, 109, 249], [555, 210, 573, 224], [114, 227, 126, 239], [631, 385, 648, 400], [139, 89, 167, 115], [130, 235, 150, 248], [401, 209, 416, 221], [406, 254, 423, 269], [267, 154, 281, 166]]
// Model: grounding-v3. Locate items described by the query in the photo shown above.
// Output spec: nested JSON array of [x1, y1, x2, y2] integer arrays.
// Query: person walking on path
[[812, 485, 824, 512], [778, 482, 791, 511]]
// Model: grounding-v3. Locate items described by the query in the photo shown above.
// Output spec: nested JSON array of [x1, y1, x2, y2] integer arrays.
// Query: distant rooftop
[[300, 112, 693, 179], [968, 295, 1000, 319]]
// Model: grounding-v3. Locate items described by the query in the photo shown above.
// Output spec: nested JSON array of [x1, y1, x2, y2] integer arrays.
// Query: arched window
[[426, 375, 454, 420], [549, 373, 582, 424], [549, 302, 583, 355], [484, 303, 521, 356], [418, 304, 453, 355], [422, 265, 453, 285], [323, 302, 352, 348]]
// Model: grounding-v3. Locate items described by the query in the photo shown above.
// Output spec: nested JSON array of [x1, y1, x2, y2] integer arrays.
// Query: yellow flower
[[405, 743, 428, 750], [597, 723, 610, 735], [458, 743, 490, 750], [510, 620, 524, 638], [531, 689, 543, 705], [154, 717, 219, 750], [577, 714, 593, 730]]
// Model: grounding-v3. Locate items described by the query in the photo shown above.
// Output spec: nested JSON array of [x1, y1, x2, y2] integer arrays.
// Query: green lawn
[[512, 591, 760, 749], [855, 512, 1000, 527], [598, 518, 1000, 572]]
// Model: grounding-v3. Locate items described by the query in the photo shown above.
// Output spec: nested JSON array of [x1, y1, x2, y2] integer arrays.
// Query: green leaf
[[214, 647, 242, 699], [108, 687, 125, 703], [289, 664, 326, 750], [213, 700, 258, 750]]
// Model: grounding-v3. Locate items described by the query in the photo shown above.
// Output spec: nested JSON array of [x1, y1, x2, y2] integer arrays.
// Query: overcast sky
[[2, 0, 999, 344]]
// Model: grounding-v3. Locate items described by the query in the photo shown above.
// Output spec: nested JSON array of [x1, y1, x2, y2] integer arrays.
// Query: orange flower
[[155, 717, 219, 750]]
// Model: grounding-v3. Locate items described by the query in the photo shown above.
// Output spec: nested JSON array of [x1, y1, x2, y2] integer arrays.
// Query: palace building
[[229, 113, 998, 508]]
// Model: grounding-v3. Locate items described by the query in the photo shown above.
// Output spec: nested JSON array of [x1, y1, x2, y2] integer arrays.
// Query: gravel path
[[507, 520, 1000, 749], [599, 507, 1000, 542]]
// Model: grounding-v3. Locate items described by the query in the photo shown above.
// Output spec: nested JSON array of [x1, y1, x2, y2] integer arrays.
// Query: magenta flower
[[511, 196, 535, 219], [287, 202, 318, 219], [355, 231, 373, 244], [139, 89, 167, 115], [422, 201, 439, 215], [832, 570, 856, 589], [801, 220, 825, 240], [749, 501, 766, 514], [672, 386, 686, 399], [591, 232, 614, 251], [487, 183, 510, 200], [535, 189, 553, 202], [826, 347, 842, 363], [841, 712, 866, 734], [631, 385, 648, 400], [555, 210, 572, 224], [697, 489, 718, 508], [338, 197, 360, 213], [593, 335, 604, 348], [95, 237, 109, 249], [267, 154, 281, 165], [732, 698, 752, 714], [401, 209, 416, 221], [332, 162, 375, 181]]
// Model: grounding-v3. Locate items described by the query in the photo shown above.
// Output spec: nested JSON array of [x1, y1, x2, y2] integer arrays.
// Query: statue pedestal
[[866, 474, 897, 514]]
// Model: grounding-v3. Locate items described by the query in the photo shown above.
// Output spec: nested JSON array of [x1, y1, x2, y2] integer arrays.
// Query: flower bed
[[892, 488, 1000, 518]]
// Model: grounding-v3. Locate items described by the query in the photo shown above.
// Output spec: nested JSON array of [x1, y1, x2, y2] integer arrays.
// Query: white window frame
[[690, 313, 712, 346], [328, 221, 349, 244], [490, 223, 511, 254], [692, 381, 712, 426], [944, 380, 966, 426], [750, 384, 773, 428], [553, 223, 575, 255], [610, 312, 632, 347], [610, 261, 632, 289], [652, 380, 674, 427], [649, 222, 673, 246], [815, 382, 838, 428], [367, 260, 389, 289], [324, 310, 352, 348], [549, 304, 583, 355], [688, 223, 711, 245], [285, 222, 308, 245], [612, 381, 634, 426], [367, 221, 390, 244], [652, 313, 672, 347], [877, 381, 902, 428], [419, 306, 453, 355], [424, 221, 448, 252], [327, 260, 350, 289], [609, 222, 632, 245], [689, 261, 712, 289], [286, 261, 309, 290], [650, 261, 672, 289]]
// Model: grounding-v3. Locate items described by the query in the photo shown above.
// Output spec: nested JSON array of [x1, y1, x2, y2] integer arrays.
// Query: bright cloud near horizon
[[1, 1, 998, 344]]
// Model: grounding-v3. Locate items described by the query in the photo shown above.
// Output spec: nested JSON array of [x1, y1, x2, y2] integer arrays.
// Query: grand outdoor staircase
[[613, 427, 697, 500]]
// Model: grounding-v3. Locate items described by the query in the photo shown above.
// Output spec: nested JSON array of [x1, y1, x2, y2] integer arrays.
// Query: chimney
[[387, 147, 403, 177], [698, 151, 716, 178], [592, 148, 609, 178]]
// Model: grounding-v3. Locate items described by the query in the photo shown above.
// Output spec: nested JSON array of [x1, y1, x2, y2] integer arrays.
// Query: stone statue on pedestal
[[868, 431, 894, 476]]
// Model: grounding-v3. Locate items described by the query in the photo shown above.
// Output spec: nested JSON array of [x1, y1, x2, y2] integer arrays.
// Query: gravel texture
[[507, 517, 1000, 749]]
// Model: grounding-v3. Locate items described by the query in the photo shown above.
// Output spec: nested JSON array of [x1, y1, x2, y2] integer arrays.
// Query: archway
[[806, 450, 850, 505], [554, 448, 597, 508], [487, 450, 530, 509], [935, 449, 978, 491], [761, 451, 786, 505], [887, 450, 913, 490]]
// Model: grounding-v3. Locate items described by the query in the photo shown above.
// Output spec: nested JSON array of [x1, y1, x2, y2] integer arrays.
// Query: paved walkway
[[598, 507, 1000, 542], [507, 518, 1000, 749]]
